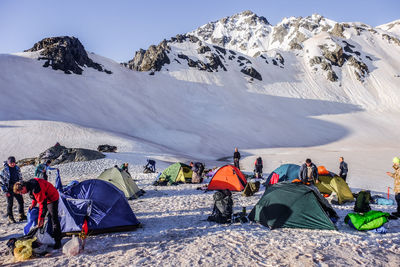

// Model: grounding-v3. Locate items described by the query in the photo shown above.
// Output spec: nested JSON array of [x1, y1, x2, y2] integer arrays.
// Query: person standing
[[254, 157, 263, 178], [190, 162, 204, 184], [14, 178, 62, 249], [386, 157, 400, 217], [299, 158, 319, 185], [233, 148, 241, 170], [339, 157, 348, 181], [34, 160, 57, 181], [0, 156, 26, 223]]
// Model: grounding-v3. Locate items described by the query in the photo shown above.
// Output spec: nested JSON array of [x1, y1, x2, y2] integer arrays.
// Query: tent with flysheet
[[98, 167, 144, 199], [265, 164, 300, 186], [157, 163, 193, 184], [249, 182, 337, 230], [55, 171, 140, 234], [207, 165, 247, 191]]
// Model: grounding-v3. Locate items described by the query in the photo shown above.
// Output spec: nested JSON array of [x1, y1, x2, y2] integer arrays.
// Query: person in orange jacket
[[14, 178, 62, 249]]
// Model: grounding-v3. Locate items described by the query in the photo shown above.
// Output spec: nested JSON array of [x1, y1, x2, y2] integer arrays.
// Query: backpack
[[354, 190, 371, 213], [207, 189, 233, 223], [242, 181, 261, 197], [196, 162, 205, 176]]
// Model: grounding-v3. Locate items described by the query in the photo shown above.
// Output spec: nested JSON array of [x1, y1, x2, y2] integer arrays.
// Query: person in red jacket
[[14, 178, 62, 249]]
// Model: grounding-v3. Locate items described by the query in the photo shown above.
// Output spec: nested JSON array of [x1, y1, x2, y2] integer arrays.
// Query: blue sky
[[0, 0, 399, 62]]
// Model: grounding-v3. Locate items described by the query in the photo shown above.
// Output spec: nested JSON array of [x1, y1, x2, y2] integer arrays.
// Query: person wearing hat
[[386, 157, 400, 217], [13, 178, 62, 249], [0, 156, 26, 223]]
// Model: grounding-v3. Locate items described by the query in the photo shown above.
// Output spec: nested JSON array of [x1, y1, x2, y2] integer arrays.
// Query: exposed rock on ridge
[[25, 36, 112, 75]]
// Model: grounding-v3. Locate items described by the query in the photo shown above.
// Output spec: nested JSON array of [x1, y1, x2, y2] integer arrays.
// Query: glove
[[5, 192, 11, 197]]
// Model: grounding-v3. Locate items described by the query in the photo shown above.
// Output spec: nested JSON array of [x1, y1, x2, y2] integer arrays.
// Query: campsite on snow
[[1, 6, 400, 267]]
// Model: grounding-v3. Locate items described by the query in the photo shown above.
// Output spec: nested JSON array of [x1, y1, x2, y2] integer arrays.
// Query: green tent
[[158, 163, 193, 184], [249, 183, 337, 230], [98, 167, 143, 199], [317, 175, 354, 204]]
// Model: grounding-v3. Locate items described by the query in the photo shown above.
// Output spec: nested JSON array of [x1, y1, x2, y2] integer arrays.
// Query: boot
[[8, 215, 16, 224], [18, 214, 27, 222]]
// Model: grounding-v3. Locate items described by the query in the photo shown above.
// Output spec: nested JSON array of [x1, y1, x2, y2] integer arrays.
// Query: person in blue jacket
[[34, 159, 57, 181], [299, 158, 319, 185], [0, 156, 26, 223]]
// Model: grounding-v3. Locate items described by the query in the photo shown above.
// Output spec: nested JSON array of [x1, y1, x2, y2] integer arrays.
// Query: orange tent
[[207, 165, 247, 191], [318, 166, 330, 175]]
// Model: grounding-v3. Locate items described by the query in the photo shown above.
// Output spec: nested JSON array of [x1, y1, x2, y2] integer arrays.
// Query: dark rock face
[[37, 143, 105, 165], [176, 52, 226, 72], [197, 45, 211, 54], [97, 144, 117, 153], [241, 66, 262, 81], [127, 40, 171, 72], [213, 46, 226, 55], [25, 36, 111, 75]]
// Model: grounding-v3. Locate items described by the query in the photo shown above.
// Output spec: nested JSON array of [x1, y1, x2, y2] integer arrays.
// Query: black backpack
[[196, 162, 205, 176], [354, 190, 371, 213], [207, 189, 233, 223]]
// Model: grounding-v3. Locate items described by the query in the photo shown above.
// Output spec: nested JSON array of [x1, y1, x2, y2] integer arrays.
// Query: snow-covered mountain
[[1, 11, 400, 159]]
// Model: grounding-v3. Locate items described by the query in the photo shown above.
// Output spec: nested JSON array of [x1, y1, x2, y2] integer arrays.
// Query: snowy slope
[[0, 11, 400, 160], [377, 19, 400, 38]]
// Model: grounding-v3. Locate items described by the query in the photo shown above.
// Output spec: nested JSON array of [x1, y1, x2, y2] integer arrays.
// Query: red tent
[[207, 165, 247, 191]]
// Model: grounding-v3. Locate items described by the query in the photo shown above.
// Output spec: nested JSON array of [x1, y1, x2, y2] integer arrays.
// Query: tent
[[207, 165, 247, 191], [266, 164, 300, 185], [58, 179, 140, 234], [249, 182, 337, 230], [317, 175, 354, 204], [98, 167, 143, 199], [158, 162, 193, 184]]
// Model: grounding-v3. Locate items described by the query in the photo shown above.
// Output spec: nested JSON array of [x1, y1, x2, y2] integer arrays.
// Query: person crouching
[[13, 179, 62, 249]]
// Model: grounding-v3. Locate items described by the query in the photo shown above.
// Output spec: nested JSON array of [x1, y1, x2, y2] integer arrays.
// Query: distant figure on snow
[[190, 162, 204, 184], [0, 156, 26, 223], [254, 157, 263, 178], [299, 158, 319, 185], [233, 148, 241, 169], [143, 159, 156, 173], [386, 157, 400, 217], [35, 159, 57, 181], [339, 157, 348, 181], [120, 162, 131, 175]]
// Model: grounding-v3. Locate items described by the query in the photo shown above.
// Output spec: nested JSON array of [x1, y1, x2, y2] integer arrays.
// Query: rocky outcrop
[[330, 23, 345, 38], [16, 158, 36, 167], [127, 40, 171, 72], [97, 144, 117, 153], [241, 66, 262, 81], [320, 45, 345, 67], [37, 143, 105, 165], [197, 45, 211, 54], [25, 36, 112, 75], [347, 56, 369, 81], [382, 34, 400, 47]]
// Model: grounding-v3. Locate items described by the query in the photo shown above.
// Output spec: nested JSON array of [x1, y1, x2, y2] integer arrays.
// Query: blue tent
[[266, 164, 300, 185], [57, 178, 140, 234]]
